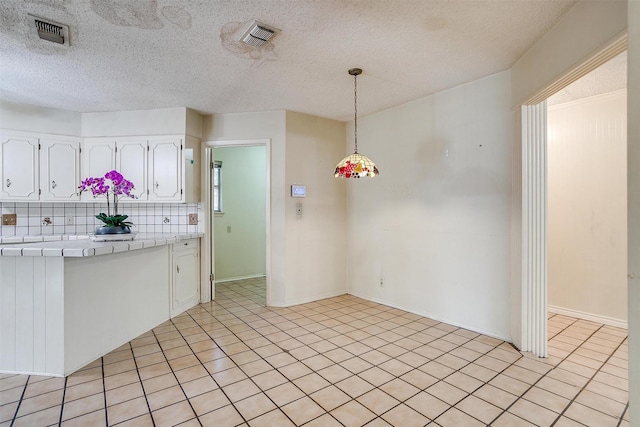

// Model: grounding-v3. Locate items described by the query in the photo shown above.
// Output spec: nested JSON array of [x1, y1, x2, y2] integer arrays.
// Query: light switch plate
[[189, 213, 198, 225], [2, 214, 16, 225]]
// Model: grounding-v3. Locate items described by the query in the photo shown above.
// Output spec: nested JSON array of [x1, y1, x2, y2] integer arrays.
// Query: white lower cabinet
[[171, 239, 200, 317]]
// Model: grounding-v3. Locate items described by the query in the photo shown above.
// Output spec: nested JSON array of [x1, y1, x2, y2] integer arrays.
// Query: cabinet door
[[0, 133, 39, 200], [116, 139, 147, 201], [40, 139, 81, 201], [81, 140, 116, 201], [171, 240, 200, 317], [148, 138, 182, 202]]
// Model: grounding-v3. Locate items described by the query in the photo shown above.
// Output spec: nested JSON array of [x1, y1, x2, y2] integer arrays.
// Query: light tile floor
[[0, 277, 629, 426]]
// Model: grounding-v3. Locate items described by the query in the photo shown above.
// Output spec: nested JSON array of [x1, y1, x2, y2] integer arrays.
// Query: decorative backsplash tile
[[0, 202, 202, 236]]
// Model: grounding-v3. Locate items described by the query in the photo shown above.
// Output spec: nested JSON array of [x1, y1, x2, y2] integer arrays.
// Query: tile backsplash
[[0, 202, 202, 236]]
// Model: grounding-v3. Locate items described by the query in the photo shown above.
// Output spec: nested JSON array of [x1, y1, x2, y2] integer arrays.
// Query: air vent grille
[[240, 21, 278, 48], [29, 15, 69, 47]]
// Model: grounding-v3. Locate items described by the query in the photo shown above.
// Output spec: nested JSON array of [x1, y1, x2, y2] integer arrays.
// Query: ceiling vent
[[29, 14, 69, 47], [240, 20, 278, 48]]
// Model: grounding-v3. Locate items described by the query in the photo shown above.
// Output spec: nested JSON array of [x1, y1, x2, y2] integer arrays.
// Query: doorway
[[547, 53, 627, 329], [202, 139, 271, 305], [517, 35, 627, 358], [545, 55, 628, 380]]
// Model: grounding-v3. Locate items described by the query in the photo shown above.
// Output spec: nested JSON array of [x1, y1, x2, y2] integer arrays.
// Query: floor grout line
[[8, 375, 29, 426], [129, 341, 158, 427], [56, 377, 68, 426], [101, 358, 109, 427]]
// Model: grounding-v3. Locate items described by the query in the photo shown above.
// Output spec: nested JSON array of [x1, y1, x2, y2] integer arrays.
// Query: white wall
[[285, 111, 347, 304], [81, 107, 189, 137], [0, 102, 203, 139], [0, 100, 82, 135], [346, 71, 514, 340], [213, 146, 267, 281], [203, 111, 287, 304], [627, 1, 639, 424], [548, 91, 627, 325], [202, 111, 347, 306]]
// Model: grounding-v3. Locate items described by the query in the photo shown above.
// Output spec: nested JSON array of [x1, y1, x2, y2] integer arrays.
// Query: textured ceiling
[[0, 0, 578, 122], [547, 51, 627, 106]]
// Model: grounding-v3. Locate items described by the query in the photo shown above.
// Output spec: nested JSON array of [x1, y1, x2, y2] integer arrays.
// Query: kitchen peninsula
[[0, 233, 202, 376]]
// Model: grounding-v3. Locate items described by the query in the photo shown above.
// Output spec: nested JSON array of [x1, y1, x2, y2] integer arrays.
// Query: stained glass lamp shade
[[334, 153, 379, 178], [335, 68, 379, 179]]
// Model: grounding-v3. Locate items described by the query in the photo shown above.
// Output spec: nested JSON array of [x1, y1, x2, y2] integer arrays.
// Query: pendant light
[[334, 68, 379, 178]]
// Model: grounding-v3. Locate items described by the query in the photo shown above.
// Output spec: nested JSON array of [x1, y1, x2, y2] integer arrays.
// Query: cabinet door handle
[[155, 181, 159, 189], [176, 265, 180, 273], [51, 180, 57, 189], [6, 179, 11, 188]]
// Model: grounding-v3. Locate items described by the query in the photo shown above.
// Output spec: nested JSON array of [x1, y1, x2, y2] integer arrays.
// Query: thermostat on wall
[[291, 185, 306, 197]]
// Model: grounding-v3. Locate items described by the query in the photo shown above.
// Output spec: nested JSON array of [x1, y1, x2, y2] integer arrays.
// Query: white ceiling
[[0, 0, 579, 122], [548, 51, 627, 106]]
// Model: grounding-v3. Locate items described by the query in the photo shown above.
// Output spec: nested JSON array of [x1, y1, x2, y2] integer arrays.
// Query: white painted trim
[[524, 31, 627, 105], [520, 102, 548, 358], [271, 291, 348, 308], [200, 145, 212, 303], [202, 139, 271, 305], [215, 274, 266, 283], [548, 305, 627, 330], [0, 369, 63, 377], [349, 292, 512, 344]]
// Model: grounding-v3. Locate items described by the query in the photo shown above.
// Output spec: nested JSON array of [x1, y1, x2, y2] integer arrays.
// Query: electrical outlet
[[66, 216, 74, 225], [2, 213, 17, 225], [380, 277, 384, 287], [227, 226, 231, 233], [188, 213, 198, 225]]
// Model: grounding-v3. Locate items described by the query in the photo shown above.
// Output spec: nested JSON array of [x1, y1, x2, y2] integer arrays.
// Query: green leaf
[[95, 212, 134, 227]]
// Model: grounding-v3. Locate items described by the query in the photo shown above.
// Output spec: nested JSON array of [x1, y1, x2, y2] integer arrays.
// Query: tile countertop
[[0, 233, 203, 257]]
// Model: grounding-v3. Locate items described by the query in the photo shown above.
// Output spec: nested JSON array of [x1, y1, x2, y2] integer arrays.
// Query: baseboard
[[215, 274, 266, 283], [270, 290, 348, 308], [348, 291, 512, 343], [548, 305, 627, 329]]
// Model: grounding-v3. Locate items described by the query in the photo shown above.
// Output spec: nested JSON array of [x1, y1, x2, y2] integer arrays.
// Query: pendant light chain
[[333, 67, 378, 178], [353, 72, 358, 154]]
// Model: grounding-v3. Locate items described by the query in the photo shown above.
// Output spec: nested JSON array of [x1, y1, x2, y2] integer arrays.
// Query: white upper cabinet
[[81, 138, 116, 202], [148, 138, 183, 202], [40, 138, 81, 201], [2, 130, 199, 203], [116, 138, 148, 201], [0, 131, 39, 201], [84, 136, 186, 203]]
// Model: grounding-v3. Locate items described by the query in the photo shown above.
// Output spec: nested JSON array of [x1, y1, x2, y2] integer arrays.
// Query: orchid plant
[[79, 170, 135, 228]]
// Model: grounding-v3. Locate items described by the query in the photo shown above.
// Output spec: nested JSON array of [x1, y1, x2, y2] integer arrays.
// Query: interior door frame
[[516, 34, 627, 357], [200, 139, 271, 305]]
